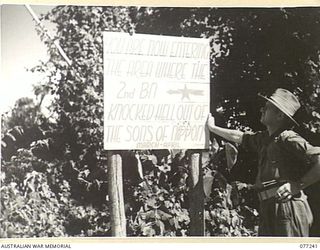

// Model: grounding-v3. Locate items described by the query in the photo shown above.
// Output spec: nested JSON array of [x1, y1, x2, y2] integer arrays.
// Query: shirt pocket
[[262, 156, 281, 180], [267, 145, 284, 179]]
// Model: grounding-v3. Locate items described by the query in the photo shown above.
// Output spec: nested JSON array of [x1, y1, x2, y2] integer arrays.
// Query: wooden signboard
[[103, 32, 210, 150]]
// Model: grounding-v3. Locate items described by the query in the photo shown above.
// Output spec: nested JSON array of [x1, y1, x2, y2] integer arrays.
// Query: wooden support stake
[[188, 152, 205, 236], [25, 5, 73, 66], [107, 151, 126, 237]]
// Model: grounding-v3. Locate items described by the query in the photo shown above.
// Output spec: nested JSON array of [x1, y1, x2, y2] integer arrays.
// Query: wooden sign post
[[107, 151, 126, 236], [188, 151, 205, 236]]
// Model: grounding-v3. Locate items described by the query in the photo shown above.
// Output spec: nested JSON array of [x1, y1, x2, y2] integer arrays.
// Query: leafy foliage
[[202, 140, 259, 236], [127, 150, 190, 236], [0, 152, 65, 238], [0, 146, 112, 238]]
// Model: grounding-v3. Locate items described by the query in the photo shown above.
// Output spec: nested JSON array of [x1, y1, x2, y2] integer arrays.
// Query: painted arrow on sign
[[167, 84, 204, 100]]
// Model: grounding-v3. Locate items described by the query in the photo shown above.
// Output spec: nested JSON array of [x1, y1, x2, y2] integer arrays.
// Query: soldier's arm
[[207, 113, 244, 144], [276, 132, 320, 201], [278, 155, 320, 202], [296, 155, 320, 190]]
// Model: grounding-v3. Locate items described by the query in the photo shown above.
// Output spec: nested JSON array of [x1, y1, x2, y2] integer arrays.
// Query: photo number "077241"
[[299, 244, 318, 249]]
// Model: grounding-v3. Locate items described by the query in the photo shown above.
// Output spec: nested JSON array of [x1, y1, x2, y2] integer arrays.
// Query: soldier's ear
[[277, 111, 286, 121], [278, 112, 291, 126]]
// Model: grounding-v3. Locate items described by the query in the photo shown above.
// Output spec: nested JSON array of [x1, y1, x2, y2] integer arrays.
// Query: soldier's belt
[[257, 179, 287, 201], [257, 186, 279, 201]]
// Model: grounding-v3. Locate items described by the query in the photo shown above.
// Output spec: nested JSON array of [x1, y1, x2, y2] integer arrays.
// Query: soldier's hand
[[276, 181, 301, 202], [207, 113, 216, 129]]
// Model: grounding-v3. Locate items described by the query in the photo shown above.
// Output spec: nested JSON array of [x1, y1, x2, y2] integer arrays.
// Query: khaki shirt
[[241, 129, 320, 186]]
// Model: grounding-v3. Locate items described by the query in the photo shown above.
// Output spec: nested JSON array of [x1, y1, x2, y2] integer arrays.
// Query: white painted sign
[[103, 32, 210, 150]]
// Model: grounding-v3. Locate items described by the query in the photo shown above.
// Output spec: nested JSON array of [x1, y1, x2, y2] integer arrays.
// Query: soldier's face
[[260, 101, 280, 126]]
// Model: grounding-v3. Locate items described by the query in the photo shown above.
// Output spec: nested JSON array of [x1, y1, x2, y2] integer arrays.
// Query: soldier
[[207, 88, 320, 236]]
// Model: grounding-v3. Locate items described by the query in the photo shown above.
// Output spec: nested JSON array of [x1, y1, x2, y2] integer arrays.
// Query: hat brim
[[258, 93, 299, 126]]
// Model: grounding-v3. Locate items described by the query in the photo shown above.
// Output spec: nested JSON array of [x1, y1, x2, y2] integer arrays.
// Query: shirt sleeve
[[279, 131, 320, 165], [241, 131, 265, 153]]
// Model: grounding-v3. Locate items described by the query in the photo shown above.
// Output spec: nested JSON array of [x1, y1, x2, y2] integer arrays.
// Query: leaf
[[176, 209, 189, 223], [220, 225, 230, 235], [164, 200, 173, 208], [140, 210, 156, 221], [135, 153, 144, 179], [148, 155, 158, 165], [203, 170, 214, 198], [39, 212, 48, 224], [171, 217, 181, 229], [225, 143, 238, 171], [231, 215, 240, 228], [225, 184, 233, 208], [211, 137, 220, 154], [146, 196, 160, 209], [158, 164, 171, 173], [156, 220, 165, 236], [204, 210, 211, 220], [158, 209, 172, 221], [141, 223, 156, 236]]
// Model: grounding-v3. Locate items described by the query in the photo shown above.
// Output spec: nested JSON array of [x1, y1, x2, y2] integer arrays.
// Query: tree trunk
[[107, 151, 126, 237], [188, 152, 205, 236]]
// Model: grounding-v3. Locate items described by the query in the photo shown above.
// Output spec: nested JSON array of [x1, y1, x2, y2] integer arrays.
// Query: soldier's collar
[[266, 127, 288, 141]]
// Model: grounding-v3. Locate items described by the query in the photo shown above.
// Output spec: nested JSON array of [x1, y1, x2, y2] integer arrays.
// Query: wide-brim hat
[[258, 88, 301, 126]]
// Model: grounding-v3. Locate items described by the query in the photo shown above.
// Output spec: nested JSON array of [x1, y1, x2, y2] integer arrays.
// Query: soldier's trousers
[[258, 192, 313, 236]]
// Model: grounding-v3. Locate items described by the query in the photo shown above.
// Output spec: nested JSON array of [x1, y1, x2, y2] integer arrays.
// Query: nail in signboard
[[103, 32, 210, 150]]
